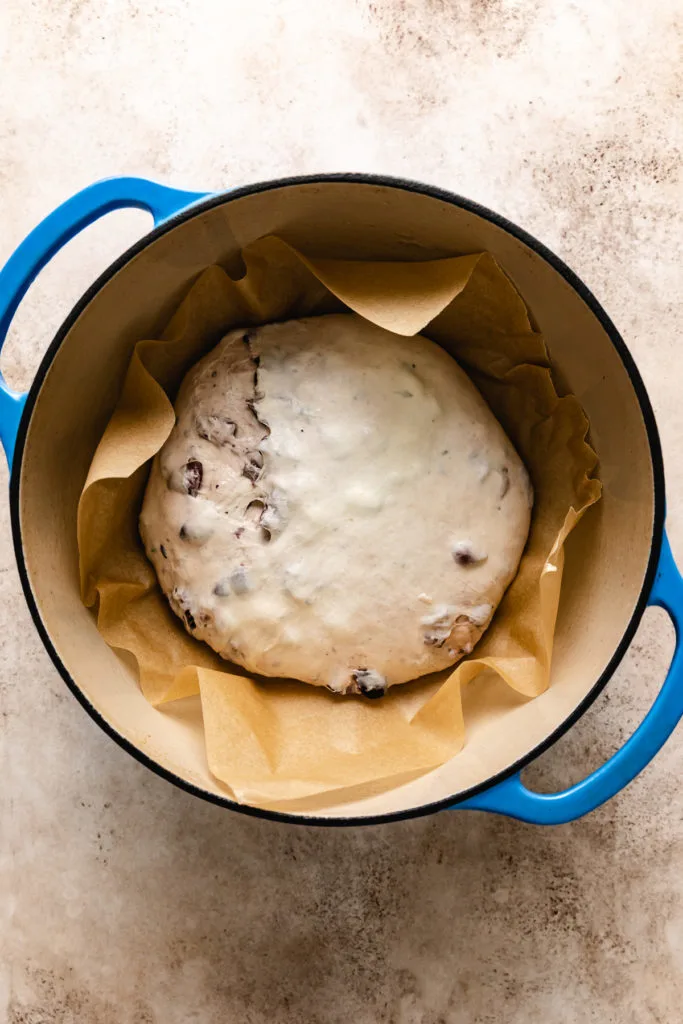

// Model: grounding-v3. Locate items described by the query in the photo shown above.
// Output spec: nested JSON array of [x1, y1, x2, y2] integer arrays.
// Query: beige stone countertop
[[0, 2, 681, 1021]]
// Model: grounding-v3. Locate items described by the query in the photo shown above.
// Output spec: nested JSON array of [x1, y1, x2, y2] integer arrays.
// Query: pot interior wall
[[17, 181, 657, 819]]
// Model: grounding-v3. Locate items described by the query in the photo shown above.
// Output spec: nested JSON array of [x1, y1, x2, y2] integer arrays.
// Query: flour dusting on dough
[[139, 314, 532, 694]]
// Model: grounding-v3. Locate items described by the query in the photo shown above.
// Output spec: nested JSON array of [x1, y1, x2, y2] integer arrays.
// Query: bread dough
[[139, 314, 533, 696]]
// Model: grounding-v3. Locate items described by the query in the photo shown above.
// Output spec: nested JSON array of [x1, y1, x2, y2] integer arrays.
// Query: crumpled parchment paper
[[78, 237, 601, 809]]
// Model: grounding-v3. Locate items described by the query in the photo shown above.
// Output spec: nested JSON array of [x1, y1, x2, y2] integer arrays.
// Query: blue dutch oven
[[1, 175, 681, 825]]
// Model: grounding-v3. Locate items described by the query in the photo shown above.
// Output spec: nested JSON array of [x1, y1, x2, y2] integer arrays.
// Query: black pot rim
[[9, 172, 666, 827]]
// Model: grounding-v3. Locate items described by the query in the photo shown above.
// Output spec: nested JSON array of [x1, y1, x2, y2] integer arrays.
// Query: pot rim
[[9, 172, 666, 827]]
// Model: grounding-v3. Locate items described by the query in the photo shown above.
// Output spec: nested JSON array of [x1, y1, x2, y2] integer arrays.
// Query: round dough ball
[[140, 314, 532, 696]]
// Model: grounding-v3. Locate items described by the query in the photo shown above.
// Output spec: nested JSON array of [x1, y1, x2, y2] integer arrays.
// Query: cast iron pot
[[2, 174, 681, 826]]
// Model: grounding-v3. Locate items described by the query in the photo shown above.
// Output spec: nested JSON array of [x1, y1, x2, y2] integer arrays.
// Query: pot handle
[[0, 177, 209, 469], [458, 530, 683, 824]]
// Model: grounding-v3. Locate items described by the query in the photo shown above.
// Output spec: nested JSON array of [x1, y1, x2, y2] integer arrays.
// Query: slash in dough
[[139, 314, 533, 697]]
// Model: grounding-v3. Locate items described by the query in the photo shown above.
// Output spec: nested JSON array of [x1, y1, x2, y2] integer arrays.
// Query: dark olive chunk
[[352, 669, 387, 698], [184, 460, 203, 497]]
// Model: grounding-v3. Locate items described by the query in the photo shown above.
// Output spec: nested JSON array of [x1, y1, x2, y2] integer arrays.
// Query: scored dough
[[139, 314, 533, 697]]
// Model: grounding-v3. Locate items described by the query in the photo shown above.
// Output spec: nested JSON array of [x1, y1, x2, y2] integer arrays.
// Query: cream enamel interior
[[17, 181, 656, 819]]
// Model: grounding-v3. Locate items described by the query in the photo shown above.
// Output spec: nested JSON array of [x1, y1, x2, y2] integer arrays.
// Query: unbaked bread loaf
[[139, 314, 533, 696]]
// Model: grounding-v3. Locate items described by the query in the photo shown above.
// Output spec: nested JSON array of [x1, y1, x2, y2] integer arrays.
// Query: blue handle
[[0, 177, 209, 468], [459, 531, 683, 823]]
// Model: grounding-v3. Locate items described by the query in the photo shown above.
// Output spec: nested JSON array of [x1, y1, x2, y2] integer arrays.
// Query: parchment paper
[[78, 237, 601, 809]]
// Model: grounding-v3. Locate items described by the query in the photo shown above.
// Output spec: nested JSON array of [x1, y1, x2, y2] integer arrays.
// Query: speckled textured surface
[[0, 1, 682, 1021]]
